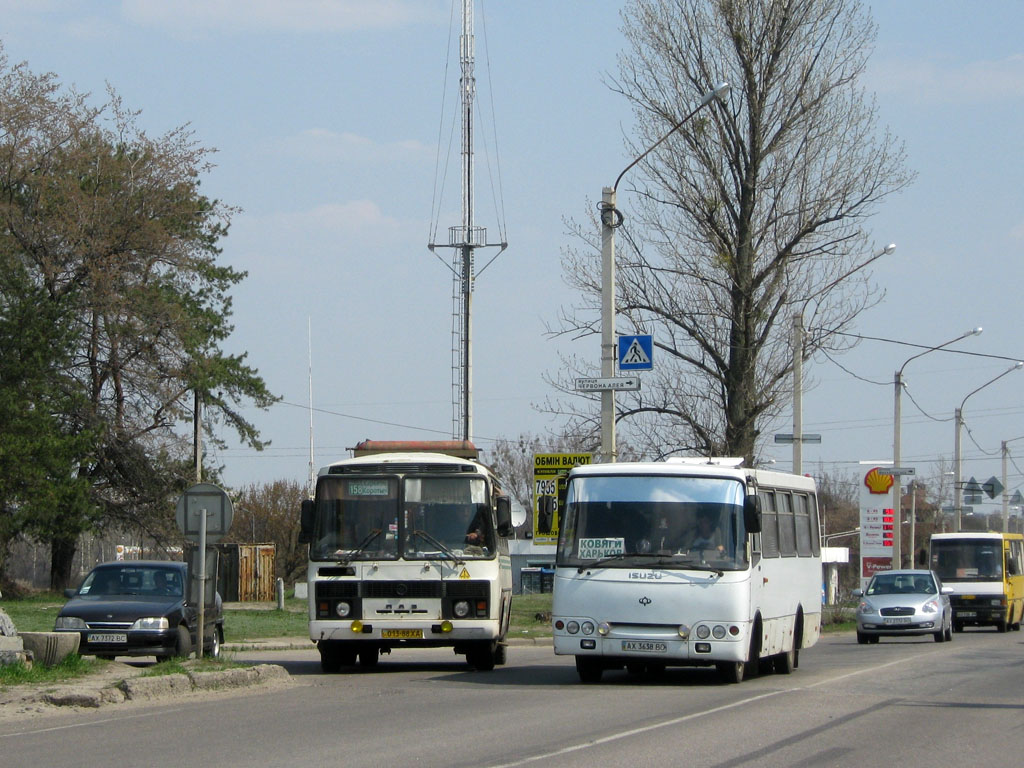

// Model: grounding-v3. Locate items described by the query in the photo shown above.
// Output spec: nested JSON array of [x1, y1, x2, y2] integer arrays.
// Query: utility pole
[[193, 391, 202, 483]]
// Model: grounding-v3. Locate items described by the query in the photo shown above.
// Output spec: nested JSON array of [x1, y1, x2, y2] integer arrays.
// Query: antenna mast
[[428, 0, 506, 443]]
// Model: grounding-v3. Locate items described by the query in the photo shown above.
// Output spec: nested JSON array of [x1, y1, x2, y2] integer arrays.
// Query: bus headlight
[[581, 621, 595, 635], [335, 601, 351, 618], [453, 600, 471, 618], [677, 624, 690, 639], [695, 625, 710, 639], [566, 621, 580, 634], [712, 625, 726, 639]]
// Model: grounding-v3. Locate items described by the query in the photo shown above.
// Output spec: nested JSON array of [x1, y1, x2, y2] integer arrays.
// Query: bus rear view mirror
[[537, 495, 556, 535], [495, 497, 513, 537], [744, 495, 762, 533], [299, 498, 315, 544]]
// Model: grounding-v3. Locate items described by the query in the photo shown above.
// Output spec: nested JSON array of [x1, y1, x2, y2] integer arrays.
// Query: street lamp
[[597, 81, 730, 461], [954, 361, 1024, 531], [892, 327, 982, 567]]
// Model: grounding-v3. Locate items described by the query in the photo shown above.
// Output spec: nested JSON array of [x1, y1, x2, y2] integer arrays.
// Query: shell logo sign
[[863, 467, 894, 494], [859, 466, 896, 588]]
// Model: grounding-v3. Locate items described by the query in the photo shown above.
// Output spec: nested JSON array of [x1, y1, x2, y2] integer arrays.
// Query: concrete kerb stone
[[1, 664, 292, 715], [120, 664, 291, 701]]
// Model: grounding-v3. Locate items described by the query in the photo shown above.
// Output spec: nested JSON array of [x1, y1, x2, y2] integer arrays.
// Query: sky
[[2, 1, 1023, 521]]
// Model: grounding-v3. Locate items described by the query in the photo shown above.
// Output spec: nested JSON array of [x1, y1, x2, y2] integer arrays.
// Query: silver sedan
[[853, 569, 953, 644]]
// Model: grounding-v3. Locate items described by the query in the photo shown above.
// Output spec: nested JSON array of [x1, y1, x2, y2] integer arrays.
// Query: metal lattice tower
[[429, 0, 506, 443]]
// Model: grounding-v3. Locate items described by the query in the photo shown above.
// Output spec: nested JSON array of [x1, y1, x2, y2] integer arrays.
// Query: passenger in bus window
[[686, 508, 725, 555], [464, 507, 491, 555]]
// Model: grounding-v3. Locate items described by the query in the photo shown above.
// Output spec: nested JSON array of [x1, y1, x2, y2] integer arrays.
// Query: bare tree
[[550, 0, 913, 462]]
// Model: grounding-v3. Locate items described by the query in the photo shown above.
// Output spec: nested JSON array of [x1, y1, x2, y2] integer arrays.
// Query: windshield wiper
[[411, 529, 464, 567], [338, 528, 383, 564], [579, 552, 661, 573]]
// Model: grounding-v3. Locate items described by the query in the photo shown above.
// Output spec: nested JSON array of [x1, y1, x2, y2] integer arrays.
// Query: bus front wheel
[[717, 660, 744, 684], [575, 656, 603, 683]]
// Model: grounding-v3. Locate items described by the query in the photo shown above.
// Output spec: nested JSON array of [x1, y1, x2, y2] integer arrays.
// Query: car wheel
[[174, 624, 191, 659], [869, 635, 880, 644], [953, 622, 964, 633], [576, 656, 603, 683], [945, 623, 953, 641], [996, 618, 1008, 633], [206, 625, 222, 658], [856, 631, 869, 645], [933, 629, 945, 643]]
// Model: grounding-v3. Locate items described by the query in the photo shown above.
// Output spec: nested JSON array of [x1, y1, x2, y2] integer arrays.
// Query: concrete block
[[294, 581, 308, 599], [20, 631, 81, 666]]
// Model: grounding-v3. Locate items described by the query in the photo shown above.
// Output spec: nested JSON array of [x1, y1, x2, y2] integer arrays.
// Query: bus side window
[[759, 490, 779, 558], [777, 491, 796, 557], [794, 493, 812, 557]]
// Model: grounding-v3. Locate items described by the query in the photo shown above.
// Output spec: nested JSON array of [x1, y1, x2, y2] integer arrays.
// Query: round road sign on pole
[[175, 483, 233, 544]]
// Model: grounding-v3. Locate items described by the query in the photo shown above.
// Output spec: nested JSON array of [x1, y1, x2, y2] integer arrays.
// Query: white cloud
[[232, 199, 423, 262], [868, 53, 1024, 102], [281, 128, 431, 165], [122, 0, 444, 33]]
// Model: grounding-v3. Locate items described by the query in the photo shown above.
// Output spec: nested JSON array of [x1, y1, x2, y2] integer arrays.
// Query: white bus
[[298, 440, 514, 672], [543, 458, 821, 683]]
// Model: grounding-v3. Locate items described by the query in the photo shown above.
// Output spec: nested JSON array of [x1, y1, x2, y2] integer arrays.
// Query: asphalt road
[[2, 629, 1022, 767]]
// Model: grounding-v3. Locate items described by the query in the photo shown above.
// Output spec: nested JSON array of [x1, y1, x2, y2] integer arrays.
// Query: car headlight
[[858, 601, 876, 616], [55, 616, 88, 630], [921, 600, 939, 614], [130, 617, 170, 631]]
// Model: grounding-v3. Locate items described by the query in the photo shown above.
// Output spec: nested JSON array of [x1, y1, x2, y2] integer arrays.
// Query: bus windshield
[[556, 474, 748, 570], [309, 475, 493, 562], [931, 539, 1004, 582]]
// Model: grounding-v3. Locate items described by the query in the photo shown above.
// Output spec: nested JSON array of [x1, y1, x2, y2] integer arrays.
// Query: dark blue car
[[55, 561, 223, 661]]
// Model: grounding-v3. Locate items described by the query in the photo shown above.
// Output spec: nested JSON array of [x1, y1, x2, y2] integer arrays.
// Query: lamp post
[[597, 81, 729, 461], [954, 361, 1024, 531], [892, 327, 981, 567]]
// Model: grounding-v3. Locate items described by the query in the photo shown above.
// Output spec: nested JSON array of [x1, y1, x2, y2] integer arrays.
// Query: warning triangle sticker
[[459, 567, 471, 579], [622, 339, 650, 365]]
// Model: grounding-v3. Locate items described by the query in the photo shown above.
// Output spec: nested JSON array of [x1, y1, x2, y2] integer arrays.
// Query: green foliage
[[0, 44, 277, 587], [221, 605, 308, 643], [0, 650, 102, 688]]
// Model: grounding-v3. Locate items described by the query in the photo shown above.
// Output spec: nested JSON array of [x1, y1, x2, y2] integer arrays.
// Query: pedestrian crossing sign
[[618, 334, 653, 371]]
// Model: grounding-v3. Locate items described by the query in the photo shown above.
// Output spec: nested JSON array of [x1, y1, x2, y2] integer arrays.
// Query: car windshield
[[866, 573, 936, 595], [556, 474, 748, 570], [81, 566, 183, 598]]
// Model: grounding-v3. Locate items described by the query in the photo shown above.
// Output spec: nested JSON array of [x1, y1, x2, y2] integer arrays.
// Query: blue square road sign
[[618, 334, 653, 371]]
